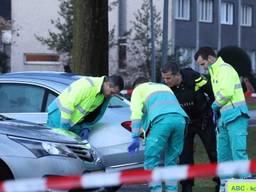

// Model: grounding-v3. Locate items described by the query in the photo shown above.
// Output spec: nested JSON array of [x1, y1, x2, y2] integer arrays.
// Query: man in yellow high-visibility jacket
[[127, 77, 188, 192], [194, 47, 250, 192], [47, 75, 124, 139]]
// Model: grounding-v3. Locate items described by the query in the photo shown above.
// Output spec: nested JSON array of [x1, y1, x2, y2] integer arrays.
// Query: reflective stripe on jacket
[[130, 82, 188, 137], [209, 57, 249, 124], [52, 76, 105, 127]]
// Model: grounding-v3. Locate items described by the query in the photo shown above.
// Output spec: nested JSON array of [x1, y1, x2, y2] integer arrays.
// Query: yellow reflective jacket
[[130, 82, 188, 137], [55, 76, 105, 127], [209, 57, 249, 123]]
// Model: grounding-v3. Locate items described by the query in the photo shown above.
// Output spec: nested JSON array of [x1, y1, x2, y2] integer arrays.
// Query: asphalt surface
[[118, 184, 150, 192]]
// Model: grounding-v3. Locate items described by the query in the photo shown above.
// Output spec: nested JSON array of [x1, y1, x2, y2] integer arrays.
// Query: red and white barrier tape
[[245, 92, 256, 97], [1, 160, 256, 192]]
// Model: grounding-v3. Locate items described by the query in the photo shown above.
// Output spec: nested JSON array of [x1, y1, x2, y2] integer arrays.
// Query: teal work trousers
[[217, 115, 250, 187], [144, 113, 186, 192]]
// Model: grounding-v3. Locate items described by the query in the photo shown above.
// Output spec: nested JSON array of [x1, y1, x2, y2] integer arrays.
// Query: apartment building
[[1, 0, 256, 73], [173, 0, 256, 70]]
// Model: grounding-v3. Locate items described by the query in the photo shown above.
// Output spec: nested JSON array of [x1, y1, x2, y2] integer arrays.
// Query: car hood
[[0, 119, 79, 143]]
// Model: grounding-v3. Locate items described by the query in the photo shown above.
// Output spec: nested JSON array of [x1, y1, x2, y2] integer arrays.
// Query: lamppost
[[1, 30, 12, 53], [161, 0, 169, 68], [118, 0, 127, 69], [1, 30, 12, 72], [150, 0, 156, 82]]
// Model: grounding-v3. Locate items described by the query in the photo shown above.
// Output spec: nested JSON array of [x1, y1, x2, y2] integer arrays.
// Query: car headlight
[[9, 137, 76, 158]]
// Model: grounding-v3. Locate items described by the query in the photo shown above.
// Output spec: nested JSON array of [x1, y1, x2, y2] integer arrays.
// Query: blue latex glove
[[128, 136, 140, 153], [80, 128, 90, 140], [212, 110, 219, 125], [211, 102, 220, 112]]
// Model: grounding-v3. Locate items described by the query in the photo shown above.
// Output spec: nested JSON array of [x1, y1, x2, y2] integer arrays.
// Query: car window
[[46, 93, 57, 108], [0, 84, 45, 113], [108, 95, 129, 108]]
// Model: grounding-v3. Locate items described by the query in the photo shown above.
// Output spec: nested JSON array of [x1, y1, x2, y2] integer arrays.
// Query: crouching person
[[127, 77, 188, 192], [47, 75, 124, 139]]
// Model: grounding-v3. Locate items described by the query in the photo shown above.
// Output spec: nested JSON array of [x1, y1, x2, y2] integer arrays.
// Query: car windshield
[[108, 95, 130, 108]]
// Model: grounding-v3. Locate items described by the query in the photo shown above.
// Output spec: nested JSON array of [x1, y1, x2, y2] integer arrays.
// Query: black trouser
[[179, 117, 218, 189]]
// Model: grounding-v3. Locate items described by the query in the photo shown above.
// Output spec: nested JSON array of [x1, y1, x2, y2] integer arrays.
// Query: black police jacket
[[171, 68, 214, 120]]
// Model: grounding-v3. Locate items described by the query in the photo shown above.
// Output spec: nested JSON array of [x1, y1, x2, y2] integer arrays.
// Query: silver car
[[0, 72, 144, 176], [0, 115, 101, 181]]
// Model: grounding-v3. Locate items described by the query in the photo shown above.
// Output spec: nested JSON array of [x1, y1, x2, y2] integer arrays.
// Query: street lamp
[[1, 30, 12, 45], [1, 30, 11, 54], [150, 0, 156, 82]]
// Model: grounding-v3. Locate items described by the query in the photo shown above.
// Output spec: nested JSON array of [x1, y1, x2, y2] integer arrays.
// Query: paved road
[[118, 184, 150, 192]]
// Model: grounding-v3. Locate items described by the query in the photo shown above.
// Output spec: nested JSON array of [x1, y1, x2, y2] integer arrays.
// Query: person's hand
[[211, 102, 220, 112], [212, 110, 219, 125], [211, 102, 220, 125], [127, 136, 140, 153], [80, 128, 90, 140]]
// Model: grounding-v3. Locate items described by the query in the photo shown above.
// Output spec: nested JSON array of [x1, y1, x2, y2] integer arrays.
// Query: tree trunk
[[71, 0, 108, 76]]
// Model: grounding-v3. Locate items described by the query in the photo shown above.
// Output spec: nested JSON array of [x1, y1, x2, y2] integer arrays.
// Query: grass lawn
[[247, 98, 256, 110], [248, 103, 256, 110], [190, 125, 256, 191]]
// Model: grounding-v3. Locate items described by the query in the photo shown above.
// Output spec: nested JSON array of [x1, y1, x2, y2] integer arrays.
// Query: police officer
[[161, 64, 219, 192], [47, 75, 124, 139], [128, 77, 188, 192], [194, 47, 250, 192]]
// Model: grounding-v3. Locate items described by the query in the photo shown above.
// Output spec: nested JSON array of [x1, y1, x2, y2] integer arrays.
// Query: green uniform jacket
[[130, 82, 188, 137], [209, 57, 249, 124], [55, 76, 106, 128]]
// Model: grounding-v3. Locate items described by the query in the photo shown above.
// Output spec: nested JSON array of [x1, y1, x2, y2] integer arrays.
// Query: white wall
[[11, 0, 168, 73], [11, 0, 63, 72]]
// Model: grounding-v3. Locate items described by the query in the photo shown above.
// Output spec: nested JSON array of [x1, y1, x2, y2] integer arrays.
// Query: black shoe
[[215, 184, 220, 192], [213, 177, 220, 192], [182, 185, 193, 192]]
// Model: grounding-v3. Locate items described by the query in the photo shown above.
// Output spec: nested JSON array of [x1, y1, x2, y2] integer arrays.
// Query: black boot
[[181, 184, 193, 192], [213, 177, 220, 192]]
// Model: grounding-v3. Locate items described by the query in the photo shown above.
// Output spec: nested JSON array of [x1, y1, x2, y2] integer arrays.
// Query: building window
[[175, 0, 190, 20], [24, 53, 60, 65], [199, 0, 213, 23], [241, 5, 252, 27], [221, 2, 233, 25]]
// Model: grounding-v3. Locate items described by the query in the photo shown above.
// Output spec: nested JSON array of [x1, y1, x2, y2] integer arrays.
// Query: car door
[[0, 83, 57, 124]]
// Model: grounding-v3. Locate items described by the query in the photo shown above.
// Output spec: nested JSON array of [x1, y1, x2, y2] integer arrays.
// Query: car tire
[[0, 160, 14, 180]]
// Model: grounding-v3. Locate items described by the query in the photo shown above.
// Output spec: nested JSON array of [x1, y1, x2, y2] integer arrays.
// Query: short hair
[[107, 75, 124, 90], [194, 47, 216, 60], [133, 77, 149, 88], [161, 63, 180, 75]]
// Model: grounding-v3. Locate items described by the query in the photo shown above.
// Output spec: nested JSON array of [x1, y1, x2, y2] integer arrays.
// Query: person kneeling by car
[[127, 77, 188, 192], [47, 75, 124, 140]]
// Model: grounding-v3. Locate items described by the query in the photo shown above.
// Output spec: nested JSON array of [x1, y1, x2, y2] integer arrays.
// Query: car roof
[[0, 71, 81, 93]]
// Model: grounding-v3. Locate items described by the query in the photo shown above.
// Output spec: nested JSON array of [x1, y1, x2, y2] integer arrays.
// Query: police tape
[[1, 160, 256, 192], [245, 92, 256, 97]]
